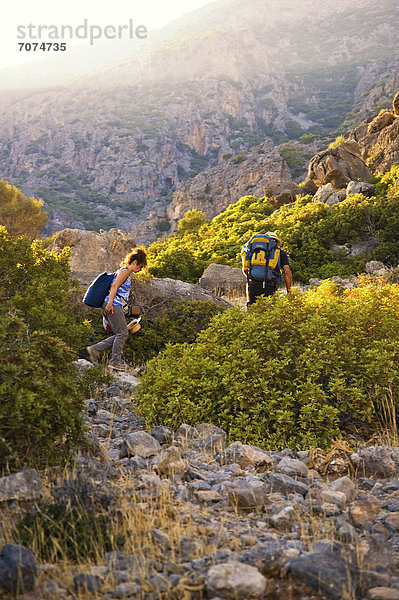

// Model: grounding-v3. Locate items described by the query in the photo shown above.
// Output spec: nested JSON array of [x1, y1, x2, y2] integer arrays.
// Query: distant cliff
[[166, 140, 302, 233], [0, 0, 397, 240]]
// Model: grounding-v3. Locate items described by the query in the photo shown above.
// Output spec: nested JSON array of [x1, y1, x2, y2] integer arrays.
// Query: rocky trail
[[1, 364, 399, 600]]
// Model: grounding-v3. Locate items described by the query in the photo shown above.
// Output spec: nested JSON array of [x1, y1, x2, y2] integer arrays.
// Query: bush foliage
[[0, 227, 92, 469], [127, 300, 224, 365], [137, 281, 399, 450], [0, 179, 47, 239], [147, 166, 399, 284], [88, 300, 224, 366]]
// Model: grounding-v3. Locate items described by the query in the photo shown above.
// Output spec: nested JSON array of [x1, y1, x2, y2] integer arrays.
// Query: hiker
[[241, 231, 292, 306], [87, 247, 147, 370]]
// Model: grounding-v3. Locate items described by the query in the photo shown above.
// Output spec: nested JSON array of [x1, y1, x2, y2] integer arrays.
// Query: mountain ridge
[[0, 0, 397, 237]]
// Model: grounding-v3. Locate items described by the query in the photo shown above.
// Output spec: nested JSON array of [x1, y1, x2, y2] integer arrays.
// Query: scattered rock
[[351, 446, 399, 478], [365, 261, 388, 276], [367, 588, 399, 600], [73, 573, 102, 594], [0, 469, 42, 503], [219, 442, 274, 469], [240, 540, 300, 576], [347, 180, 376, 197], [349, 500, 380, 527], [267, 473, 309, 497], [320, 489, 347, 509], [275, 456, 308, 478], [110, 372, 140, 395], [228, 484, 269, 510], [312, 182, 342, 205], [114, 581, 141, 598], [157, 446, 188, 478], [288, 551, 359, 600], [206, 561, 267, 599], [120, 431, 161, 459], [269, 505, 297, 530], [151, 426, 174, 445], [196, 423, 227, 454], [0, 544, 37, 594], [175, 424, 199, 444]]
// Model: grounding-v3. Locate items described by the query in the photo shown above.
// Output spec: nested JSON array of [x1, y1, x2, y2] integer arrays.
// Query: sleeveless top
[[104, 267, 131, 307]]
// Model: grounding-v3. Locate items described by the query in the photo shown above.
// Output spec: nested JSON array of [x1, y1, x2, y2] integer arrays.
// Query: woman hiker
[[87, 247, 147, 371]]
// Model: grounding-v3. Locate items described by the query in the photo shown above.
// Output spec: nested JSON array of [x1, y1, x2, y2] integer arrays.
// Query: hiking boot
[[87, 346, 100, 365], [108, 361, 130, 372]]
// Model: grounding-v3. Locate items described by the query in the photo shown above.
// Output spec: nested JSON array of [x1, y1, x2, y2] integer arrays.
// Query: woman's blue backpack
[[82, 272, 115, 308]]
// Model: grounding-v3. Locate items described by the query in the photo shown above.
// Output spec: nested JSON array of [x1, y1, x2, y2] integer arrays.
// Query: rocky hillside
[[3, 367, 399, 600], [0, 0, 397, 238], [165, 140, 302, 233]]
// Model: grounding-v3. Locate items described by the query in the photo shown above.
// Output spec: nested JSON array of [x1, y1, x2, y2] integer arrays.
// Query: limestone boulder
[[346, 181, 376, 197], [206, 561, 267, 599], [47, 228, 137, 285], [312, 183, 343, 206], [218, 441, 274, 469], [350, 446, 399, 478], [350, 110, 399, 174], [0, 545, 37, 595], [0, 469, 42, 503], [131, 277, 231, 317], [365, 261, 388, 276], [394, 90, 399, 116], [199, 263, 246, 296], [367, 110, 396, 135], [307, 141, 372, 190], [120, 431, 161, 459], [157, 446, 188, 478]]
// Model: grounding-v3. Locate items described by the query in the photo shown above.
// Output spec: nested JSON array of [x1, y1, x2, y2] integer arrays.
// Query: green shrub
[[0, 179, 47, 239], [0, 228, 92, 469], [146, 165, 399, 285], [137, 281, 399, 450], [233, 152, 246, 164], [177, 209, 207, 234], [0, 315, 85, 469], [125, 300, 224, 365], [328, 135, 345, 149], [0, 228, 91, 351]]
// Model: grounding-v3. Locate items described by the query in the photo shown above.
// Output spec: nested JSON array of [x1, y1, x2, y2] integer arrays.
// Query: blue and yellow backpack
[[241, 233, 282, 283]]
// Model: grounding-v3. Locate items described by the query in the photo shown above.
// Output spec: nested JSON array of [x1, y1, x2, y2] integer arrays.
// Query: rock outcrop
[[348, 109, 399, 174], [306, 140, 373, 190], [166, 141, 302, 232], [131, 277, 232, 317], [0, 0, 395, 240], [47, 228, 137, 284], [199, 264, 247, 297], [303, 99, 399, 206]]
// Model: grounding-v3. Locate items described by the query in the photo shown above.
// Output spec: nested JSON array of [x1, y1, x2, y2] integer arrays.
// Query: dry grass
[[308, 439, 356, 477], [0, 459, 217, 600], [373, 386, 398, 447]]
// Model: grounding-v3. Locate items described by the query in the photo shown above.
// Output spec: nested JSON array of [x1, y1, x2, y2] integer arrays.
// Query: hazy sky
[[3, 0, 216, 69]]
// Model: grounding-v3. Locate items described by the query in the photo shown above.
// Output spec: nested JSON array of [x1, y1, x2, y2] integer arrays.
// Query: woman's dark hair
[[120, 247, 147, 268]]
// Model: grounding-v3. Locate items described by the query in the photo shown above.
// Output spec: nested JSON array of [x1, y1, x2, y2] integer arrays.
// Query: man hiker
[[241, 231, 292, 306]]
